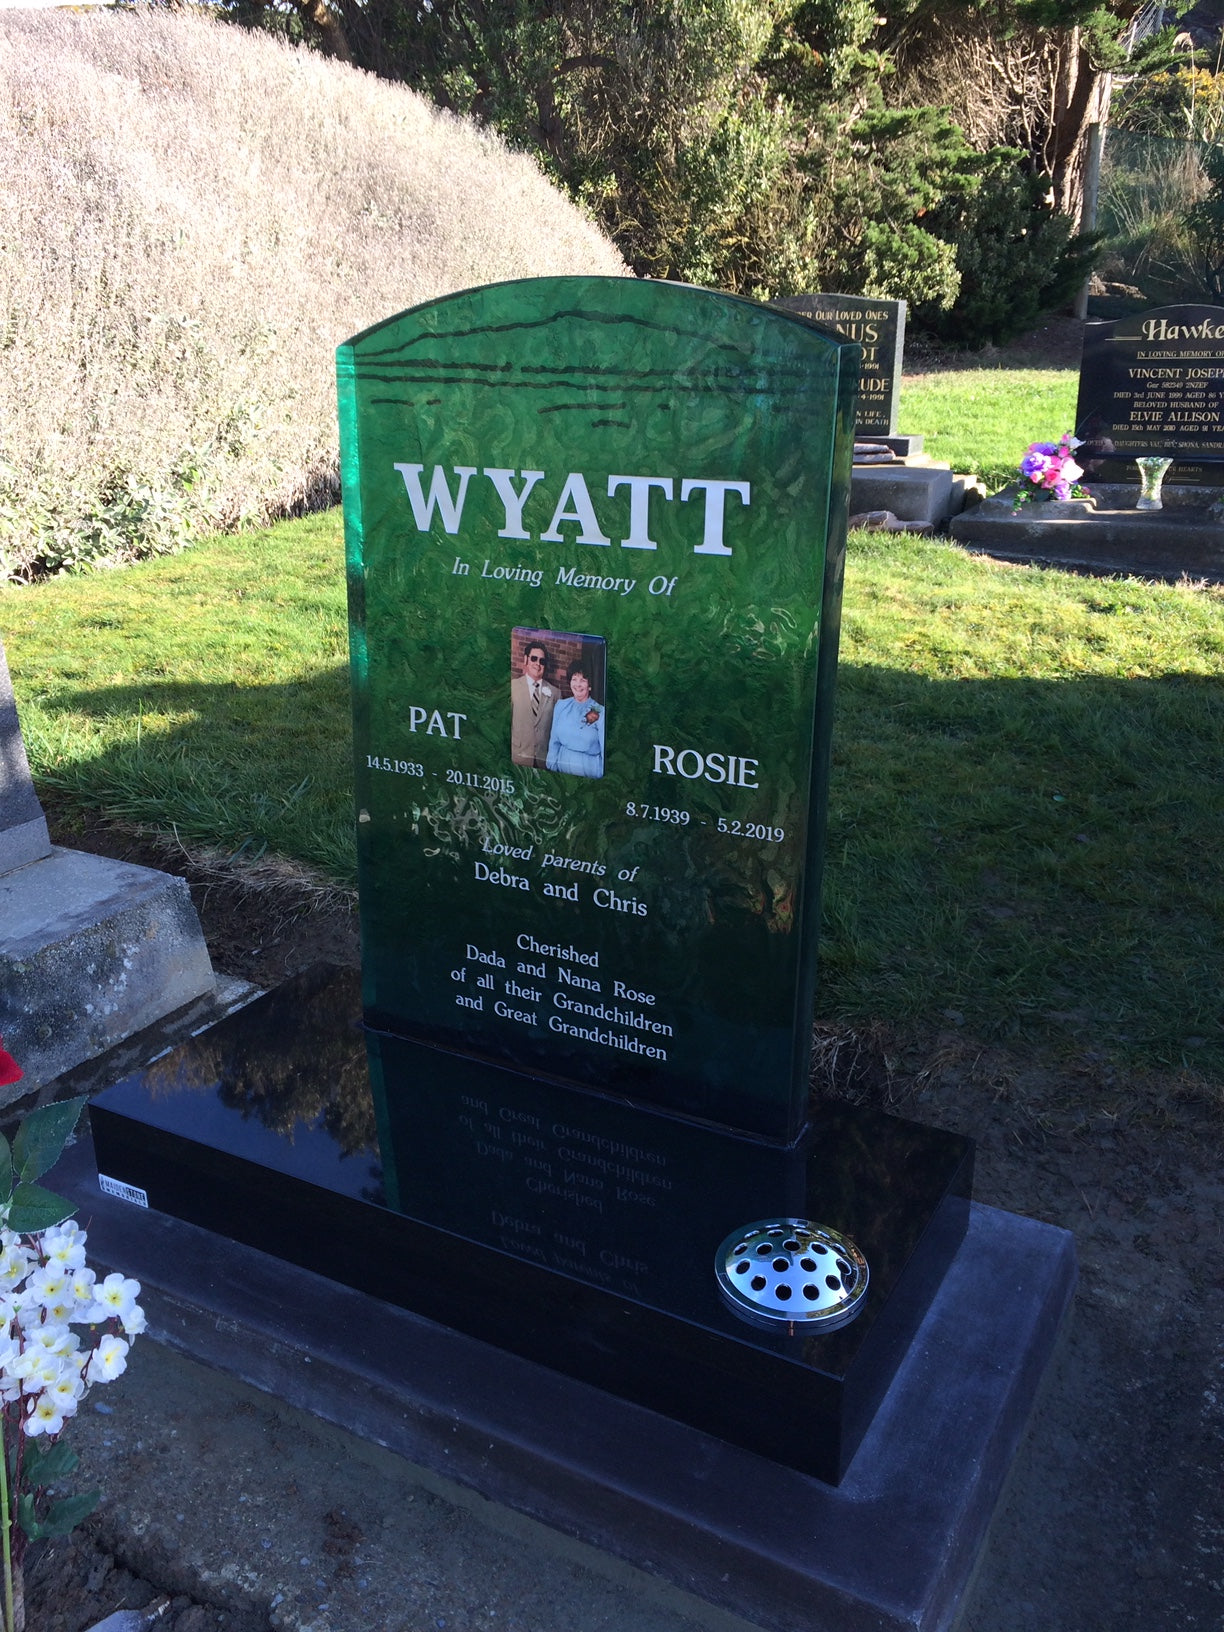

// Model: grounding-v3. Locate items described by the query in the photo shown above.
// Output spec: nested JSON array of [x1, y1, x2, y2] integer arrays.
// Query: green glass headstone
[[338, 277, 858, 1144], [81, 290, 974, 1487]]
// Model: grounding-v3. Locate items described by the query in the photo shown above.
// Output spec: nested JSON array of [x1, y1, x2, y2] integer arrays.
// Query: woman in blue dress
[[546, 662, 605, 778]]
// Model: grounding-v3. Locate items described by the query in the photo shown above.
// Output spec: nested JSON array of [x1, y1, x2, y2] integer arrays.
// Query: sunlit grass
[[899, 368, 1079, 489], [3, 512, 355, 879], [827, 531, 1224, 1072]]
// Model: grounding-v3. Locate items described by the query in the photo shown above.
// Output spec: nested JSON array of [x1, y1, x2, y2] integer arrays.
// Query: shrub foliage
[[0, 8, 624, 578], [228, 0, 1112, 336], [914, 152, 1099, 345]]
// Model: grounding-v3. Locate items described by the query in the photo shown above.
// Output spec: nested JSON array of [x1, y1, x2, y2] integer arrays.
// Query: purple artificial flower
[[1018, 434, 1084, 499]]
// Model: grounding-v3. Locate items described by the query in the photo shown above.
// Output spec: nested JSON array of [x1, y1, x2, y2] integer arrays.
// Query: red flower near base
[[0, 1037, 22, 1087]]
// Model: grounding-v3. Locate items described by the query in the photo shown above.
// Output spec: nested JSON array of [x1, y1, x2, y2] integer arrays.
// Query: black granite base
[[87, 965, 972, 1486], [54, 1132, 1075, 1632]]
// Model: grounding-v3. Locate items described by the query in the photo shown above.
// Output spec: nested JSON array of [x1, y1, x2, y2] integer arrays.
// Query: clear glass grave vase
[[1135, 456, 1173, 510]]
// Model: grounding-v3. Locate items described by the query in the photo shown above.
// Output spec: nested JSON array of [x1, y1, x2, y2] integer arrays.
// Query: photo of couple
[[510, 628, 606, 779]]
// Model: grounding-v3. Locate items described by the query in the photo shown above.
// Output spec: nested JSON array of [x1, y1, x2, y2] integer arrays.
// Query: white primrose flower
[[34, 1293, 78, 1326], [12, 1282, 46, 1317], [69, 1267, 97, 1308], [0, 1207, 144, 1483], [25, 1323, 80, 1361], [45, 1368, 86, 1417], [27, 1266, 70, 1307], [92, 1273, 142, 1324], [24, 1394, 68, 1437], [39, 1222, 88, 1273], [0, 1242, 32, 1290], [0, 1331, 23, 1403], [86, 1334, 129, 1384], [0, 1333, 21, 1376], [13, 1349, 64, 1394]]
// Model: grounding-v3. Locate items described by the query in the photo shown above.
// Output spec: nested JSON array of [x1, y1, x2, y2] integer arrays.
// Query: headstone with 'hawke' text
[[1076, 303, 1224, 482]]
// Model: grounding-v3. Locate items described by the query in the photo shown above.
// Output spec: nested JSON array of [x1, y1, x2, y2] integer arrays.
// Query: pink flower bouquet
[[1013, 433, 1088, 509]]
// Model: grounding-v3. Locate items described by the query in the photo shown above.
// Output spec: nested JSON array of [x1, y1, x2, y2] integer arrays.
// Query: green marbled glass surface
[[338, 276, 858, 1142]]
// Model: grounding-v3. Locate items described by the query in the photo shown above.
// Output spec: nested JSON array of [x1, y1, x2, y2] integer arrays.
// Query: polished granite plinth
[[87, 965, 972, 1485], [54, 1130, 1075, 1632]]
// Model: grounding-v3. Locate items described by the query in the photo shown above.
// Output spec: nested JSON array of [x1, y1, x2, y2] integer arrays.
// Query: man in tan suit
[[510, 641, 556, 768]]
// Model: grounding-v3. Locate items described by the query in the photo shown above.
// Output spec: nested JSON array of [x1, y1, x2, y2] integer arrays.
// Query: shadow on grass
[[30, 661, 1224, 1073], [31, 667, 356, 882], [824, 663, 1223, 1070]]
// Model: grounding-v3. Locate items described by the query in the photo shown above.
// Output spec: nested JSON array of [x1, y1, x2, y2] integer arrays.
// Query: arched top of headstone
[[339, 275, 856, 393]]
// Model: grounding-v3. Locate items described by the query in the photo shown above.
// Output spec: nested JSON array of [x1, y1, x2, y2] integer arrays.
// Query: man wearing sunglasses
[[510, 641, 557, 769]]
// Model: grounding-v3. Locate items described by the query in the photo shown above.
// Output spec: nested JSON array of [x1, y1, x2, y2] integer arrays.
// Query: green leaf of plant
[[7, 1181, 74, 1235], [23, 1438, 79, 1484], [18, 1489, 99, 1539], [0, 1132, 12, 1207], [41, 1490, 101, 1536], [12, 1098, 85, 1183]]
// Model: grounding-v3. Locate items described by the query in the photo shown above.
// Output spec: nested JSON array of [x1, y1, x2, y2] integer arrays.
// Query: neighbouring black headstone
[[774, 293, 906, 438], [1075, 303, 1224, 483], [88, 278, 973, 1487]]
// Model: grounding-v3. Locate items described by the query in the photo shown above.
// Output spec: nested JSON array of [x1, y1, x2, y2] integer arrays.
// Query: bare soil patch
[[43, 799, 359, 989], [903, 314, 1086, 380], [26, 1527, 271, 1632]]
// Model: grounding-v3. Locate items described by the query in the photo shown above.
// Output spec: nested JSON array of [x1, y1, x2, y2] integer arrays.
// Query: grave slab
[[872, 434, 925, 459], [950, 496, 1224, 582], [85, 965, 974, 1488], [38, 277, 1071, 1632], [851, 465, 954, 524], [0, 846, 216, 1090], [52, 1126, 1074, 1632]]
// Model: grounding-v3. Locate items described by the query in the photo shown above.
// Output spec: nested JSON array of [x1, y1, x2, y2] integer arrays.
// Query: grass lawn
[[5, 506, 1222, 1080], [830, 530, 1223, 1074], [899, 369, 1079, 489], [3, 512, 356, 879]]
